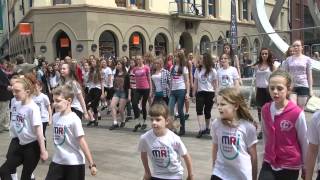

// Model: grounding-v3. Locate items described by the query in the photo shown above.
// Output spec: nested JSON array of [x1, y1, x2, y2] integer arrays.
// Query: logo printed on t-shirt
[[151, 144, 172, 168], [280, 120, 294, 131], [54, 125, 66, 146], [15, 113, 26, 133], [221, 75, 231, 86], [220, 131, 240, 160]]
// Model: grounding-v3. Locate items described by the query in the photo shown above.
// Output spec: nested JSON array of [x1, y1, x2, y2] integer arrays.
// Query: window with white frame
[[208, 0, 216, 17]]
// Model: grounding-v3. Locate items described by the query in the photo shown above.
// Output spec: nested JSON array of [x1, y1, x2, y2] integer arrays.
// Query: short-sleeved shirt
[[171, 66, 189, 91], [211, 119, 258, 180], [307, 111, 320, 170], [134, 65, 150, 89], [282, 55, 312, 88], [13, 100, 42, 145], [194, 68, 217, 92], [32, 93, 50, 122], [52, 112, 85, 165], [10, 97, 21, 138], [138, 129, 187, 179], [217, 66, 239, 89], [66, 80, 83, 113]]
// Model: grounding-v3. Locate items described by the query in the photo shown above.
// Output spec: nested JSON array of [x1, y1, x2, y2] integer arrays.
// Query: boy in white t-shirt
[[45, 85, 97, 180], [138, 103, 194, 180], [33, 81, 52, 146]]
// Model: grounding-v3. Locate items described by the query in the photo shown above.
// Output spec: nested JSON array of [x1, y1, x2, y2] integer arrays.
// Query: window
[[208, 0, 216, 17], [53, 0, 71, 5], [242, 0, 248, 20], [29, 0, 33, 7], [21, 0, 25, 15], [115, 0, 126, 7], [130, 0, 145, 9]]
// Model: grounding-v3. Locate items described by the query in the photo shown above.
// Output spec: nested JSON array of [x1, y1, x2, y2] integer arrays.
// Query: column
[[204, 0, 209, 17]]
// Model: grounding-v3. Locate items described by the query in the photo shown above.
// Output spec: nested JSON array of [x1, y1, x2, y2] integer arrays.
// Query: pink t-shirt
[[133, 65, 150, 89]]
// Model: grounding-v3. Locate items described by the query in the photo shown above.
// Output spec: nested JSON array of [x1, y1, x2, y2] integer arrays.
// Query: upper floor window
[[53, 0, 71, 5], [208, 0, 216, 17], [115, 0, 126, 7], [242, 0, 248, 20], [130, 0, 145, 9], [29, 0, 33, 7]]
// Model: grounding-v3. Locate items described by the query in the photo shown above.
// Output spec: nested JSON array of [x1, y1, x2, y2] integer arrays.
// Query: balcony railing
[[169, 1, 204, 17]]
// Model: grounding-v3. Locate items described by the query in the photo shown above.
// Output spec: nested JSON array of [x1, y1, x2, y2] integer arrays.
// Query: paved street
[[0, 104, 315, 180]]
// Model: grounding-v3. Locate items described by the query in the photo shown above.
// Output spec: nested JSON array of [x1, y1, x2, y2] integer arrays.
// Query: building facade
[[1, 0, 289, 62]]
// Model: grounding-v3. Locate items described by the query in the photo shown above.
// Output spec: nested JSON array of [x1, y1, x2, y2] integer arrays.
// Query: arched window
[[129, 32, 145, 58], [200, 35, 210, 54], [154, 33, 168, 56], [99, 31, 118, 59]]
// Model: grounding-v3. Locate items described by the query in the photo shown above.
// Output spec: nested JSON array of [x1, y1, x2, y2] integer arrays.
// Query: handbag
[[305, 96, 320, 112]]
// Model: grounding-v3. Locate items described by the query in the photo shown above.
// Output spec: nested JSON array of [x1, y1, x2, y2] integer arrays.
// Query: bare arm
[[184, 73, 190, 97], [212, 143, 218, 168], [35, 125, 48, 160], [192, 79, 198, 98], [233, 79, 240, 91], [79, 136, 97, 176], [47, 104, 52, 125], [305, 143, 319, 180], [248, 144, 258, 180], [183, 153, 194, 180], [141, 152, 151, 180], [307, 64, 313, 95], [77, 92, 88, 119]]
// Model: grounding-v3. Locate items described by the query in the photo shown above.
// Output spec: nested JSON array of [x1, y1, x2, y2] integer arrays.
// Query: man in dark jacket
[[0, 59, 12, 133]]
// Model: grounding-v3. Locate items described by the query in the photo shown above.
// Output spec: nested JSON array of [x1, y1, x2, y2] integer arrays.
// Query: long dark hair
[[115, 59, 128, 76], [198, 53, 213, 77], [223, 43, 236, 66], [253, 48, 274, 71], [88, 58, 101, 84], [174, 52, 187, 75], [61, 62, 79, 83]]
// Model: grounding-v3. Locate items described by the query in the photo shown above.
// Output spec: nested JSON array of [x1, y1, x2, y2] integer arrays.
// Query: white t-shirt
[[171, 66, 189, 91], [13, 100, 42, 145], [211, 118, 258, 180], [217, 66, 239, 89], [138, 129, 187, 179], [194, 68, 217, 92], [52, 112, 85, 165], [255, 66, 272, 88], [307, 111, 320, 170], [104, 67, 114, 88], [49, 75, 59, 89], [10, 97, 21, 138], [151, 73, 162, 92], [68, 80, 83, 113], [32, 93, 50, 123]]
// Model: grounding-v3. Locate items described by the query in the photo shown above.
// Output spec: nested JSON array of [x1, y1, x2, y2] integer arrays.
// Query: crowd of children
[[0, 39, 320, 180]]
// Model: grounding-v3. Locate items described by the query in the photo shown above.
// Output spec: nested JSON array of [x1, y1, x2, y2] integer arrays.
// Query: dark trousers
[[86, 88, 102, 115], [151, 177, 181, 180], [45, 162, 85, 180], [196, 91, 215, 119], [71, 107, 83, 119], [211, 175, 223, 180], [0, 140, 40, 180], [258, 162, 299, 180], [132, 89, 150, 120], [43, 122, 48, 147]]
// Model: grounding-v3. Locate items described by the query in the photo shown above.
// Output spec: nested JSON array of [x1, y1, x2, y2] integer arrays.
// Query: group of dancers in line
[[0, 39, 319, 180]]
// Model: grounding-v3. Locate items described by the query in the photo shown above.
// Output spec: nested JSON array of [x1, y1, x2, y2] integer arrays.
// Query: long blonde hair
[[218, 88, 254, 127]]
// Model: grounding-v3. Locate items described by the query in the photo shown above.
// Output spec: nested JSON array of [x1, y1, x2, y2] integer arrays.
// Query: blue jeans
[[169, 89, 186, 132]]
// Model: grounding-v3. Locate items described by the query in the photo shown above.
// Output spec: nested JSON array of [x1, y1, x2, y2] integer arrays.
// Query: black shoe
[[184, 114, 189, 120], [257, 132, 263, 140], [109, 124, 119, 130], [125, 116, 133, 122], [98, 116, 101, 120], [141, 124, 147, 130], [204, 128, 210, 134], [133, 123, 141, 132], [107, 110, 111, 115], [94, 120, 99, 126], [196, 130, 203, 138], [120, 122, 126, 128], [87, 121, 94, 126], [101, 106, 107, 111]]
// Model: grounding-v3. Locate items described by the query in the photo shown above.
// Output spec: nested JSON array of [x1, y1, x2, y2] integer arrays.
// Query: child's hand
[[40, 150, 48, 161], [90, 166, 98, 176], [143, 173, 151, 180], [187, 174, 194, 180]]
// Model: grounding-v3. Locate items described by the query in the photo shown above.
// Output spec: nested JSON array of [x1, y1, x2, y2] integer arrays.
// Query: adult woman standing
[[169, 52, 190, 136], [192, 53, 217, 138], [253, 48, 276, 139], [223, 43, 241, 79], [132, 55, 152, 132], [282, 40, 313, 108]]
